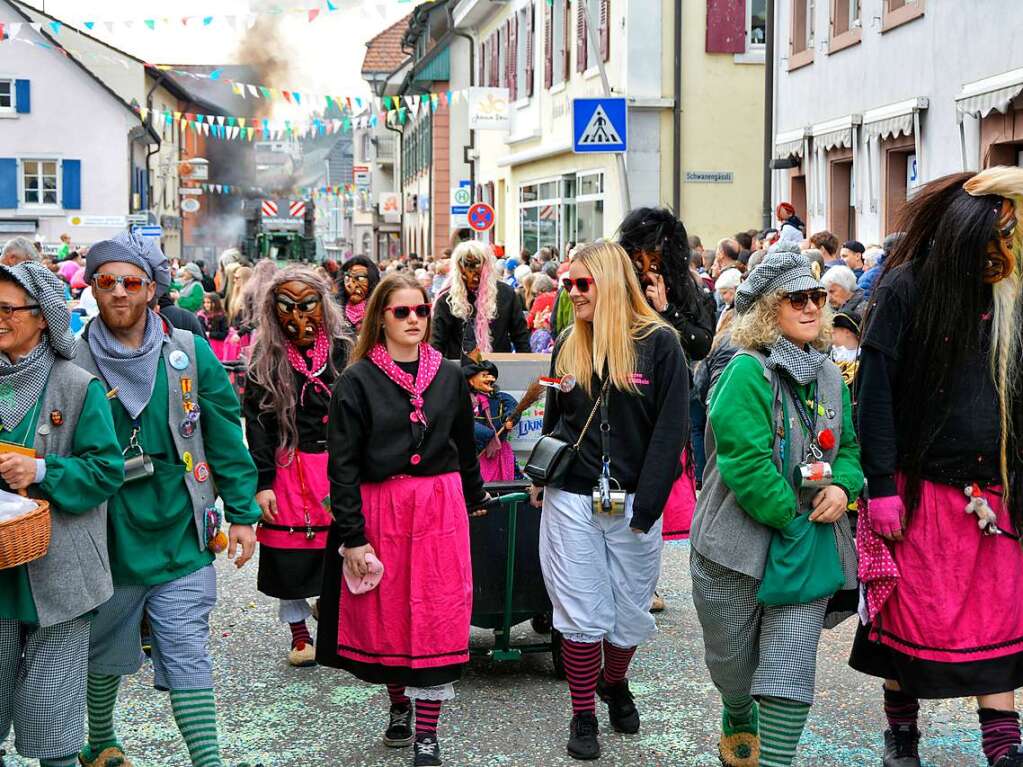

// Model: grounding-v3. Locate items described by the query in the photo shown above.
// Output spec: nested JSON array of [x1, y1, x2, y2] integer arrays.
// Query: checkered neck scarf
[[764, 336, 828, 386], [0, 262, 77, 431], [88, 309, 167, 419]]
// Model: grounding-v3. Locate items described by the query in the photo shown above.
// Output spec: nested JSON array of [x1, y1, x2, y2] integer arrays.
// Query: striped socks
[[387, 684, 410, 707], [84, 672, 121, 756], [979, 708, 1021, 765], [170, 688, 222, 767], [288, 620, 312, 650], [41, 757, 79, 767], [758, 696, 810, 767], [415, 699, 442, 735], [721, 692, 757, 734], [562, 639, 602, 715], [600, 641, 636, 685], [884, 685, 920, 732]]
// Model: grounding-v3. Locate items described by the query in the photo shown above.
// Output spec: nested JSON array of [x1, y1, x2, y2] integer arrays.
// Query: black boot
[[995, 745, 1023, 767], [596, 677, 640, 734], [413, 733, 442, 766], [883, 725, 921, 767], [384, 703, 414, 748], [567, 712, 601, 760]]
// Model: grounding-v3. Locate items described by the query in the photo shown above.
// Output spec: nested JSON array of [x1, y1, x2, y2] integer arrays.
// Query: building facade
[[772, 0, 1023, 246]]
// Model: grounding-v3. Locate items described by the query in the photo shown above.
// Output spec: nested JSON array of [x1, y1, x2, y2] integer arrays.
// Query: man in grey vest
[[73, 230, 260, 767]]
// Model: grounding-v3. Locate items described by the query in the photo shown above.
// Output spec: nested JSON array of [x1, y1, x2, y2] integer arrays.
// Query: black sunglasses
[[784, 289, 827, 311], [385, 304, 431, 320]]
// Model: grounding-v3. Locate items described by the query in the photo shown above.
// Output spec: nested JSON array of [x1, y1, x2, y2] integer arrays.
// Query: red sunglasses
[[385, 304, 431, 320], [562, 277, 595, 293]]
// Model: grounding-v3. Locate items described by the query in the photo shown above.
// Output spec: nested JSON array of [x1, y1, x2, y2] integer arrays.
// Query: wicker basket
[[0, 499, 51, 570]]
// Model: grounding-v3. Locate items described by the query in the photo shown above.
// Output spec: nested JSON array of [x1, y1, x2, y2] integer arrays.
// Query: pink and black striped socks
[[884, 686, 919, 733], [387, 684, 410, 707], [415, 699, 442, 735], [601, 641, 636, 685], [288, 620, 312, 650], [979, 708, 1021, 765], [562, 639, 602, 714]]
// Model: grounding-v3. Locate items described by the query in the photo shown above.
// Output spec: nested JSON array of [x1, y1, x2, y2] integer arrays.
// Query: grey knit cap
[[734, 246, 822, 315]]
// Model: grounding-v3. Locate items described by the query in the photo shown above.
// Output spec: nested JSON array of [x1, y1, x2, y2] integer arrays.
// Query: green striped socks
[[758, 696, 811, 767], [170, 688, 223, 767], [84, 672, 122, 757], [41, 757, 79, 767]]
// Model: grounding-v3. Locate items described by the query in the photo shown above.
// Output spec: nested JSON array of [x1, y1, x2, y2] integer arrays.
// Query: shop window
[[789, 0, 815, 70], [882, 0, 924, 32], [829, 0, 861, 53]]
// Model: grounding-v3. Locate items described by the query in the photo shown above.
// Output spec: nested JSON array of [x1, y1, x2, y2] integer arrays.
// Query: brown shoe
[[650, 592, 666, 613], [79, 746, 134, 767], [288, 642, 317, 667]]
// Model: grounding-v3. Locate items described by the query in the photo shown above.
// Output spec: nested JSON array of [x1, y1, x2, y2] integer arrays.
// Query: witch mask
[[458, 252, 483, 292], [984, 198, 1018, 284], [343, 265, 371, 304], [275, 280, 323, 347], [631, 249, 663, 288]]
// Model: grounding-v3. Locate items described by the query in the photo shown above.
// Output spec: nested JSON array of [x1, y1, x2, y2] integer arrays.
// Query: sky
[[21, 0, 427, 103]]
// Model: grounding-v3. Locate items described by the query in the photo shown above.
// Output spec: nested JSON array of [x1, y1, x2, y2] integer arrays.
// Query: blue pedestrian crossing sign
[[573, 98, 627, 154]]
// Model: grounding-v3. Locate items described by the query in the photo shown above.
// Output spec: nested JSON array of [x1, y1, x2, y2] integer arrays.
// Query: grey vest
[[76, 327, 215, 550], [25, 359, 114, 628], [690, 350, 857, 588]]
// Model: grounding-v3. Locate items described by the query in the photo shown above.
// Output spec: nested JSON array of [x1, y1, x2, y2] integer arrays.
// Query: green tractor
[[243, 198, 317, 263]]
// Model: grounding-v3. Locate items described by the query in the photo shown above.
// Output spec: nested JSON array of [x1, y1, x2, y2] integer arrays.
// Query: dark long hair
[[875, 172, 1023, 529], [340, 256, 381, 305], [350, 272, 431, 363], [617, 207, 698, 311]]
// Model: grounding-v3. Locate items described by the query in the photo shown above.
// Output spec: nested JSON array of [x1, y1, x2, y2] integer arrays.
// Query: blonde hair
[[731, 290, 833, 352], [555, 242, 670, 396], [447, 240, 498, 353], [227, 266, 253, 325]]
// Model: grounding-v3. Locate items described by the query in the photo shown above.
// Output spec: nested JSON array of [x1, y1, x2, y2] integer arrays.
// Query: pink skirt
[[257, 450, 332, 550], [208, 338, 227, 361], [661, 451, 697, 540], [479, 441, 516, 483], [872, 478, 1023, 664], [337, 472, 472, 683]]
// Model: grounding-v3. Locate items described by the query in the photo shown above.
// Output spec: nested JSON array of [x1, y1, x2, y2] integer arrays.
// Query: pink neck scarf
[[368, 342, 442, 427], [345, 301, 367, 328], [285, 327, 331, 405]]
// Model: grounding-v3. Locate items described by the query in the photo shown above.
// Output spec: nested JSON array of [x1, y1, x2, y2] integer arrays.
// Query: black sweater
[[431, 281, 531, 359], [660, 273, 716, 362], [857, 265, 1001, 497], [243, 340, 347, 492], [541, 326, 689, 532], [328, 356, 487, 548]]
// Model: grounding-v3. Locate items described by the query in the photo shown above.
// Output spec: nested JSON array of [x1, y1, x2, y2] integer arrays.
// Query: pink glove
[[868, 496, 906, 539]]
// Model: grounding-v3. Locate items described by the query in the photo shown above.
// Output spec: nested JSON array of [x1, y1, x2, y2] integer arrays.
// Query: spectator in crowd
[[175, 263, 205, 313], [415, 268, 433, 298], [714, 268, 742, 328], [194, 259, 216, 292], [57, 232, 72, 261], [1, 237, 41, 266], [527, 274, 557, 330], [840, 240, 866, 278], [863, 246, 882, 271], [776, 202, 805, 237], [830, 310, 861, 390], [688, 235, 704, 259], [810, 230, 842, 267], [197, 292, 230, 359], [802, 248, 826, 278], [712, 238, 743, 280], [514, 264, 533, 303], [822, 265, 868, 315], [432, 258, 451, 296], [858, 232, 902, 300], [735, 232, 753, 252]]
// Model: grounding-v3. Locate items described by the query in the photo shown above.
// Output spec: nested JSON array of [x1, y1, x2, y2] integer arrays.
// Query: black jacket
[[431, 281, 531, 360], [659, 273, 716, 362]]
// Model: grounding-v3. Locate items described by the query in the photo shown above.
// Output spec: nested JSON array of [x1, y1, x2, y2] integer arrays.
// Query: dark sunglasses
[[784, 289, 827, 311], [93, 273, 151, 293], [275, 295, 321, 313], [562, 277, 595, 293], [385, 304, 431, 320]]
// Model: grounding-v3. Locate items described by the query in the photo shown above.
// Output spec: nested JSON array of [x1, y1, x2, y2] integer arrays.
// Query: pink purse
[[340, 549, 384, 594]]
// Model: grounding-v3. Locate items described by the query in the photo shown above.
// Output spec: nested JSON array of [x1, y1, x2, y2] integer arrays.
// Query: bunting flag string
[[194, 181, 359, 203]]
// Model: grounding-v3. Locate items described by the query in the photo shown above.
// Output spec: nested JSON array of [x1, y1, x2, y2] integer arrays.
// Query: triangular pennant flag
[[246, 127, 254, 141], [282, 91, 293, 104], [8, 22, 20, 37], [209, 69, 222, 81], [308, 9, 320, 22], [48, 21, 62, 34], [259, 86, 271, 99], [139, 107, 149, 121], [326, 0, 337, 9], [248, 84, 259, 97], [203, 17, 213, 26], [444, 91, 451, 106], [173, 111, 181, 121], [231, 82, 243, 96], [201, 122, 210, 136], [293, 92, 301, 105], [83, 21, 95, 30], [238, 118, 246, 129], [215, 115, 225, 126], [143, 20, 155, 30], [30, 23, 42, 33], [104, 21, 114, 33]]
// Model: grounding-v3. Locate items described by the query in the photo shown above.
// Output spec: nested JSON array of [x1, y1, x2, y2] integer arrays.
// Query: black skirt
[[256, 546, 326, 600], [849, 620, 1023, 699]]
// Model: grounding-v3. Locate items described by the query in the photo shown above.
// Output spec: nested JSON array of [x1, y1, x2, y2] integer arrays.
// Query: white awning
[[956, 67, 1023, 123], [862, 97, 928, 141], [810, 115, 861, 152], [774, 127, 809, 159]]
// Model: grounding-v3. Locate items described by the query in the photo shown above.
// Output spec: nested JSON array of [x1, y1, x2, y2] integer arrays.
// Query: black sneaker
[[596, 677, 640, 734], [883, 726, 921, 767], [567, 712, 601, 760], [995, 745, 1023, 767], [383, 704, 414, 748], [413, 733, 442, 766]]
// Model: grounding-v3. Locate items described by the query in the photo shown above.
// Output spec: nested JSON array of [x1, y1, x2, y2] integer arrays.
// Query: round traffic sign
[[467, 202, 495, 232]]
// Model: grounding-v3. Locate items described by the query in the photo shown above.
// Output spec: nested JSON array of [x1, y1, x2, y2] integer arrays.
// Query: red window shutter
[[563, 0, 571, 79], [509, 17, 518, 101], [576, 0, 588, 73], [706, 0, 746, 53], [544, 0, 553, 88], [478, 41, 485, 84], [526, 3, 535, 96], [491, 33, 499, 86], [599, 0, 610, 62]]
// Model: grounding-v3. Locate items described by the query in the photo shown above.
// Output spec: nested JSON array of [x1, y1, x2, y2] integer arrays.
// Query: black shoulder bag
[[524, 379, 610, 486]]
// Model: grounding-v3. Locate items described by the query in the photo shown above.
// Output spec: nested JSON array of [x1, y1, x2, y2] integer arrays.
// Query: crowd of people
[[0, 165, 1020, 767]]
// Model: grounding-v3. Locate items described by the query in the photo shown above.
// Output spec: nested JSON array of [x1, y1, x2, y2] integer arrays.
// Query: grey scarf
[[0, 342, 54, 432], [764, 336, 828, 386], [88, 310, 167, 419]]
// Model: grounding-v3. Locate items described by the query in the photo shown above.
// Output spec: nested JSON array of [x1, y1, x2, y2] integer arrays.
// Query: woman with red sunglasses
[[533, 242, 688, 761], [318, 272, 489, 767]]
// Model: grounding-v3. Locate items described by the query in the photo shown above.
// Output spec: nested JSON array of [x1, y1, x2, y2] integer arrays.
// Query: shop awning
[[774, 127, 809, 159], [862, 97, 928, 141], [956, 67, 1023, 123], [810, 115, 861, 152]]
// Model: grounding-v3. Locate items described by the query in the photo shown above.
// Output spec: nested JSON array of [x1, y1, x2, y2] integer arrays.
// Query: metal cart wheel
[[530, 612, 552, 635], [550, 628, 567, 679]]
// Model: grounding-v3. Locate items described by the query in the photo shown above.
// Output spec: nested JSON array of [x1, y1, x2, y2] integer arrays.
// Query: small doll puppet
[[463, 359, 521, 482]]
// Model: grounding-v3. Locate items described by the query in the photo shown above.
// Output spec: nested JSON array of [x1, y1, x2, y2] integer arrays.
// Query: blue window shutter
[[14, 80, 30, 113], [62, 159, 81, 210], [0, 159, 17, 208]]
